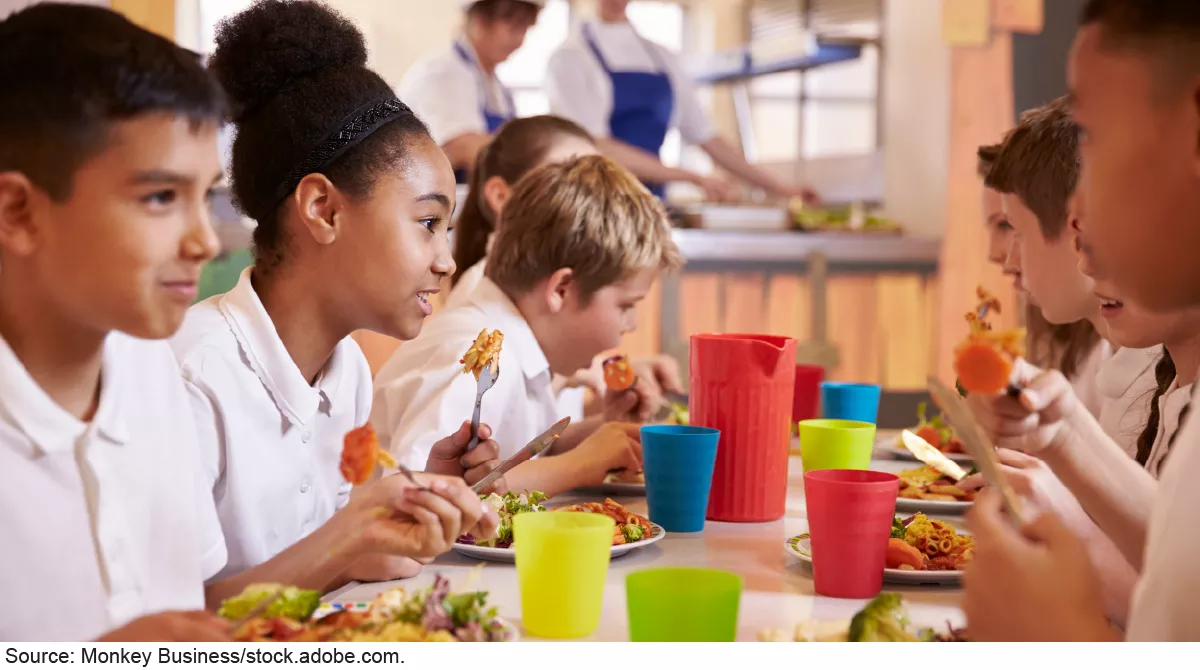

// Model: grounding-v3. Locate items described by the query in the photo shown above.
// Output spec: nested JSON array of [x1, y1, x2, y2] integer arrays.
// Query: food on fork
[[602, 354, 637, 392], [340, 423, 397, 486], [954, 286, 1026, 396], [460, 329, 503, 380]]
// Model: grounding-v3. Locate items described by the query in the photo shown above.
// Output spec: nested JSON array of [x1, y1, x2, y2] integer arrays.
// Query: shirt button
[[300, 480, 311, 493], [301, 431, 312, 443]]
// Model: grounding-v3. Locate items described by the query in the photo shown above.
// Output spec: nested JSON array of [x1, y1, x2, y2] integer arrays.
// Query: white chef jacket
[[545, 20, 718, 147], [371, 276, 562, 470], [1128, 381, 1198, 640], [1096, 346, 1160, 459], [399, 39, 517, 147], [171, 268, 373, 581], [0, 332, 225, 642]]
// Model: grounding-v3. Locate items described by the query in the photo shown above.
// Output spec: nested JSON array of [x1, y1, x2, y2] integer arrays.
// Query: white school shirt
[[0, 332, 225, 642], [545, 20, 718, 147], [446, 259, 586, 423], [1142, 379, 1193, 478], [399, 39, 517, 147], [1070, 338, 1114, 420], [1096, 346, 1160, 459], [1128, 380, 1198, 641], [171, 268, 373, 581], [371, 276, 561, 470]]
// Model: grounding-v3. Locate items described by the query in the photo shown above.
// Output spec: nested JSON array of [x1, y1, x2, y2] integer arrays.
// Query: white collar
[[465, 276, 551, 382], [0, 331, 129, 455], [217, 268, 344, 427]]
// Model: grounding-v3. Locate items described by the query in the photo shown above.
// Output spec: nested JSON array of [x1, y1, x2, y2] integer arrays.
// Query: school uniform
[[1096, 346, 1160, 459], [1128, 381, 1199, 640], [0, 332, 226, 642], [171, 268, 373, 581], [546, 19, 719, 198], [372, 276, 563, 470], [1070, 339, 1115, 420], [399, 37, 517, 183]]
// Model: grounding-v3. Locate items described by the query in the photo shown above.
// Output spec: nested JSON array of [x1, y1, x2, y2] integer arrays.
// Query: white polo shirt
[[1128, 382, 1199, 641], [171, 269, 373, 581], [399, 39, 516, 147], [371, 276, 561, 470], [0, 332, 225, 642], [1096, 346, 1160, 459], [545, 20, 718, 147]]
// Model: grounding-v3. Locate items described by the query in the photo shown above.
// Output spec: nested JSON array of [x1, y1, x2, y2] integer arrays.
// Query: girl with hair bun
[[170, 0, 500, 602]]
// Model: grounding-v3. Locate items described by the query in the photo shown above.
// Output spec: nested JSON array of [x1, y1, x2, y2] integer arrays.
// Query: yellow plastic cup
[[799, 419, 876, 472], [514, 511, 614, 639]]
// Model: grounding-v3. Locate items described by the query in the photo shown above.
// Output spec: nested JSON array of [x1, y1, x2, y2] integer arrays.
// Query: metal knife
[[900, 429, 968, 482], [470, 416, 570, 493], [927, 376, 1026, 523]]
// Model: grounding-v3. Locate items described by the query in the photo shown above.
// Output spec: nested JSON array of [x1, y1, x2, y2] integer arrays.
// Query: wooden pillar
[[934, 0, 1042, 382]]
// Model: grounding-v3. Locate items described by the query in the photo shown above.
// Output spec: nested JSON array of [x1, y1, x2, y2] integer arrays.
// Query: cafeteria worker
[[400, 0, 543, 182], [546, 0, 817, 203]]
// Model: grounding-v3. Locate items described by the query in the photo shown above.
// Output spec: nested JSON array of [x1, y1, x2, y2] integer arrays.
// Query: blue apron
[[584, 24, 675, 200], [452, 39, 516, 183]]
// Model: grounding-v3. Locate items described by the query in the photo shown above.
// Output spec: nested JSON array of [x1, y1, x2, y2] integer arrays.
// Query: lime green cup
[[799, 419, 876, 472], [625, 567, 743, 641], [514, 511, 614, 639]]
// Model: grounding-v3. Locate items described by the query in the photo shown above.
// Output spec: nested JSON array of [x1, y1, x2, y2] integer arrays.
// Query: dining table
[[324, 446, 966, 642]]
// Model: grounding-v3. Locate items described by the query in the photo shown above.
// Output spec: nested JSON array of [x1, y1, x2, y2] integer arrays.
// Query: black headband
[[265, 93, 413, 217]]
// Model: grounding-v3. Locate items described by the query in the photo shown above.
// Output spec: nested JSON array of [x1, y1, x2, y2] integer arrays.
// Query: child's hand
[[96, 612, 231, 642], [343, 553, 422, 583], [424, 420, 507, 493], [631, 354, 683, 398], [570, 421, 643, 485], [341, 473, 500, 561], [965, 359, 1082, 457], [958, 449, 1090, 528]]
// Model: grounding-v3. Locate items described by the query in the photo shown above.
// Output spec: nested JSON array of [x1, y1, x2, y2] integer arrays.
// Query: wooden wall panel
[[826, 276, 881, 384], [722, 274, 767, 335], [876, 274, 930, 389], [766, 275, 812, 344]]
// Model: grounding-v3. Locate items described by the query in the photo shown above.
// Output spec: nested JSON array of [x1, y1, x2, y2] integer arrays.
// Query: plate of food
[[758, 594, 968, 642], [219, 575, 517, 642], [785, 513, 973, 586], [894, 465, 975, 514], [574, 469, 646, 496], [878, 402, 974, 465], [453, 491, 665, 562]]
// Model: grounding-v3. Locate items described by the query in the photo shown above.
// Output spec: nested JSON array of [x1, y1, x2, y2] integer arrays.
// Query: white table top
[[325, 453, 965, 642]]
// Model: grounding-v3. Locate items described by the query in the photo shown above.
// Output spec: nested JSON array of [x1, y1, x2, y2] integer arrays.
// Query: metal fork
[[466, 362, 500, 452]]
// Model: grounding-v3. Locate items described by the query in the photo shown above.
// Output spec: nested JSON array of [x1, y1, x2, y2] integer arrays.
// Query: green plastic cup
[[625, 567, 743, 641], [799, 419, 876, 472], [515, 511, 614, 639]]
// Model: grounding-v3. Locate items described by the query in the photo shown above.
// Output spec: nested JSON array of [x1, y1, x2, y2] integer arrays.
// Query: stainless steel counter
[[669, 229, 939, 271]]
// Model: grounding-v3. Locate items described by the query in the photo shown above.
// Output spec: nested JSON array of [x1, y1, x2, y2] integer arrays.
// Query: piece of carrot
[[603, 355, 637, 392], [886, 537, 925, 570], [953, 340, 1014, 396]]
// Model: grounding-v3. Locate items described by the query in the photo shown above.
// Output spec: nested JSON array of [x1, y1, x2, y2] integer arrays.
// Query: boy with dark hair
[[0, 3, 231, 641], [962, 0, 1200, 642]]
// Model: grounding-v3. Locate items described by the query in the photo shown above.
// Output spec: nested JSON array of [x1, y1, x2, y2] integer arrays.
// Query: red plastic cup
[[803, 470, 900, 599], [793, 365, 824, 422]]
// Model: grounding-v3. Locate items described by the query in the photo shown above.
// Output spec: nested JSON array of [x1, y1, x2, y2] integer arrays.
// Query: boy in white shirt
[[961, 0, 1200, 641], [0, 3, 231, 642], [373, 155, 681, 497]]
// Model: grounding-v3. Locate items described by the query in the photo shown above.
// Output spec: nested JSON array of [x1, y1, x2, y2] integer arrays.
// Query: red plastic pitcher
[[690, 333, 797, 522]]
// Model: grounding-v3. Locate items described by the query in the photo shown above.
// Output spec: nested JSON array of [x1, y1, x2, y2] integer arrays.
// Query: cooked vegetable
[[848, 593, 920, 642], [621, 524, 645, 543], [474, 491, 548, 548], [340, 424, 396, 486], [891, 516, 907, 540], [886, 537, 925, 571], [219, 584, 321, 622], [953, 340, 1015, 396], [602, 354, 637, 392]]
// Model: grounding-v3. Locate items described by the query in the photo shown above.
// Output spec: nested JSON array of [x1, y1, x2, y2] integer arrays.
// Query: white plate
[[875, 431, 975, 464], [895, 496, 972, 515], [452, 523, 667, 563], [314, 603, 520, 641], [784, 535, 963, 586]]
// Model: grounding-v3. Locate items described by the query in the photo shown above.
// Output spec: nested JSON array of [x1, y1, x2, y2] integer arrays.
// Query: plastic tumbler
[[820, 382, 882, 423], [626, 567, 742, 641], [641, 425, 720, 533], [793, 365, 825, 422], [803, 470, 900, 599], [799, 419, 876, 473], [514, 511, 614, 638]]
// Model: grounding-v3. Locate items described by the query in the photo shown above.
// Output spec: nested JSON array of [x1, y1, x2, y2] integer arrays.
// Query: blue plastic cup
[[820, 382, 882, 423], [640, 425, 720, 533]]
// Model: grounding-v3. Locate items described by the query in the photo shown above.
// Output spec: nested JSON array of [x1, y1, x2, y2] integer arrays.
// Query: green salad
[[462, 490, 547, 549], [217, 584, 321, 622]]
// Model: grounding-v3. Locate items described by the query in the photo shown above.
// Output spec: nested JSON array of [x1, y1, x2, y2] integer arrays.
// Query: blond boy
[[372, 154, 681, 496]]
